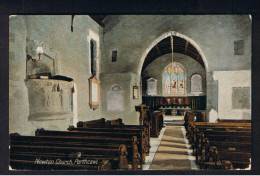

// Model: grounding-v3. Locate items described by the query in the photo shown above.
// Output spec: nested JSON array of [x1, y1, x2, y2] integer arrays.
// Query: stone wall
[[9, 15, 103, 135], [102, 15, 251, 74], [9, 16, 29, 134], [101, 15, 251, 121]]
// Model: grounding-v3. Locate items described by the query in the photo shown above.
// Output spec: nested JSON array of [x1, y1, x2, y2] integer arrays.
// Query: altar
[[159, 107, 191, 116]]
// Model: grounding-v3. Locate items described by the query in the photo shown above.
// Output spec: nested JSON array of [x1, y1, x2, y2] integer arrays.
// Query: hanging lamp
[[170, 32, 174, 94]]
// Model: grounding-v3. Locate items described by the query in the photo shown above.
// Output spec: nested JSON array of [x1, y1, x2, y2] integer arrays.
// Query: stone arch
[[138, 31, 209, 76]]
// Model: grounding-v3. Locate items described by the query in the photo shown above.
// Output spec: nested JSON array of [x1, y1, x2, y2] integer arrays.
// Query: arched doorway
[[140, 31, 207, 123]]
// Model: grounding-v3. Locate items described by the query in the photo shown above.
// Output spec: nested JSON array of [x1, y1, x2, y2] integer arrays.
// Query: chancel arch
[[140, 31, 208, 114], [138, 31, 209, 76]]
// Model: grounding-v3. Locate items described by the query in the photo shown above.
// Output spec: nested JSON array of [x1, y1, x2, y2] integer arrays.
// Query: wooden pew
[[188, 126, 251, 145], [135, 105, 151, 151], [186, 121, 251, 143], [199, 138, 251, 169], [106, 118, 124, 126], [69, 124, 148, 162], [150, 111, 164, 137], [202, 139, 251, 161], [76, 117, 150, 157], [190, 123, 251, 153], [187, 125, 251, 142], [184, 111, 195, 130], [195, 131, 251, 163], [10, 133, 130, 170], [194, 111, 207, 122], [77, 118, 124, 128], [206, 146, 251, 169], [187, 121, 251, 169], [35, 128, 143, 168], [77, 118, 106, 127], [217, 119, 251, 123], [184, 111, 207, 131], [189, 121, 251, 128]]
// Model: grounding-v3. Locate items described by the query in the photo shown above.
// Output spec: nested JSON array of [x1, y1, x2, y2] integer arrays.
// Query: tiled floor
[[146, 116, 198, 170]]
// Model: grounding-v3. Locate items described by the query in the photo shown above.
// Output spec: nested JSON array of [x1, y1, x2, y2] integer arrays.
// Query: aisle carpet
[[149, 123, 193, 170]]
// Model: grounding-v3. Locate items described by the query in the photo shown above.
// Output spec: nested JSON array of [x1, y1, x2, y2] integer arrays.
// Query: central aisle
[[149, 118, 198, 170]]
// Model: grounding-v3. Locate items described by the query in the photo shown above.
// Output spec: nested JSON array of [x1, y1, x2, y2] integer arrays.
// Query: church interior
[[9, 15, 252, 171]]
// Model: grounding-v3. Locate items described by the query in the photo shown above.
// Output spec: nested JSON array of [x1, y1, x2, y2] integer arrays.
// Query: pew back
[[10, 134, 129, 170], [187, 121, 251, 170]]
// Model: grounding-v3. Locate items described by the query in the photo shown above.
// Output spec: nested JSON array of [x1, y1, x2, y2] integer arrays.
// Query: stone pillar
[[206, 71, 219, 122]]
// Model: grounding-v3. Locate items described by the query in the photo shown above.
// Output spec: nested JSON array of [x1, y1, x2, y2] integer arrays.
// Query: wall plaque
[[133, 85, 139, 99], [191, 74, 202, 92], [107, 85, 124, 112], [89, 76, 100, 110], [232, 87, 250, 109], [146, 78, 157, 96]]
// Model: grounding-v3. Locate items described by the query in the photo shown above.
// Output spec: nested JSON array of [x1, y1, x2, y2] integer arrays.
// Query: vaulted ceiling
[[141, 35, 205, 73]]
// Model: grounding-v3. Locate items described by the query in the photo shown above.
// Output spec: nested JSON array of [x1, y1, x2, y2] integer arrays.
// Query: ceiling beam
[[142, 36, 206, 73], [155, 45, 161, 56], [184, 41, 189, 54], [196, 54, 201, 62]]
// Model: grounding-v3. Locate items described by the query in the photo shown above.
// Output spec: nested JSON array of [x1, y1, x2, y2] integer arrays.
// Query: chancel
[[9, 15, 251, 171]]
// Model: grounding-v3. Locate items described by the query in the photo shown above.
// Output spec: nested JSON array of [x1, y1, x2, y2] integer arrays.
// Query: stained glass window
[[162, 62, 186, 96]]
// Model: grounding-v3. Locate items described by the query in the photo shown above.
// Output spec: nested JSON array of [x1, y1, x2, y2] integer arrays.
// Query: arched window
[[191, 74, 203, 93], [90, 39, 97, 75], [162, 62, 186, 96]]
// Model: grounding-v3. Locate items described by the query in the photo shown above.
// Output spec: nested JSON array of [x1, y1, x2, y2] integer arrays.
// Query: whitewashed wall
[[213, 70, 251, 121]]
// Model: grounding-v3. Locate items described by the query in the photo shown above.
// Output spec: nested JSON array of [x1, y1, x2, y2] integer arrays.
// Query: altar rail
[[142, 96, 206, 111]]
